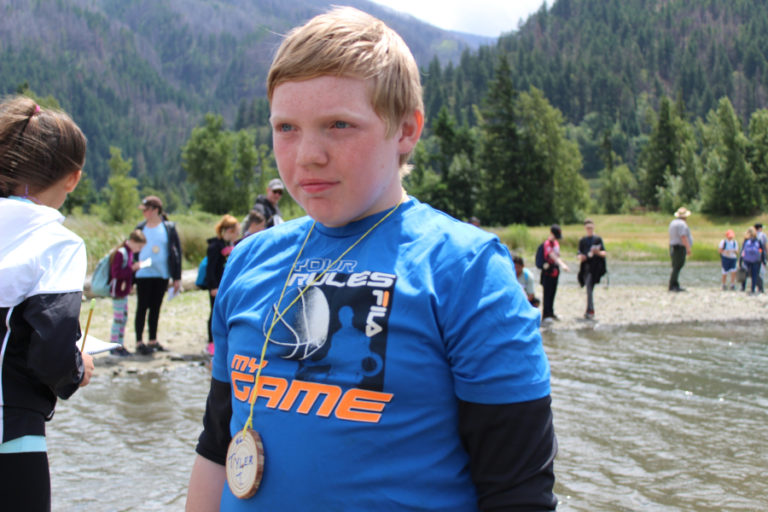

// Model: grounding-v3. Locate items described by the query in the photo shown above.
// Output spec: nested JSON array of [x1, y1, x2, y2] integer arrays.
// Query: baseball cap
[[268, 178, 284, 191], [550, 224, 562, 239]]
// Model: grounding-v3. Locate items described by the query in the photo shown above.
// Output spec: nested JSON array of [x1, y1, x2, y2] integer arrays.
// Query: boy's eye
[[331, 120, 349, 129], [276, 123, 294, 132]]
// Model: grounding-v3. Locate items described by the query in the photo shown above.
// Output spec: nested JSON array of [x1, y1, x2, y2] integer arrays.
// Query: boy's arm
[[188, 376, 232, 509], [187, 455, 226, 512], [458, 396, 557, 511]]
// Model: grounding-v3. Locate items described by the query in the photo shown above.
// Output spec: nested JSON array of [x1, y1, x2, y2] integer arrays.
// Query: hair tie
[[33, 104, 41, 114]]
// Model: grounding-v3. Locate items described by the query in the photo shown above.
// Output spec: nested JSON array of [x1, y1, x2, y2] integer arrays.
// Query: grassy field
[[65, 210, 767, 272], [490, 212, 768, 263]]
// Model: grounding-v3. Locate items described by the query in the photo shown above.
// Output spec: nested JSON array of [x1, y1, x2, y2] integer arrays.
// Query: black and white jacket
[[0, 198, 87, 443]]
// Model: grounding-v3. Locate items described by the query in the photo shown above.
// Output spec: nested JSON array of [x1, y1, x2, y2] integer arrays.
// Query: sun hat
[[674, 207, 691, 219]]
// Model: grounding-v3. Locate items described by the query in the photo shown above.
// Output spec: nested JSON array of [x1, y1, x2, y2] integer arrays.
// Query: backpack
[[196, 256, 208, 289], [742, 238, 762, 263], [534, 243, 545, 269], [91, 247, 128, 297]]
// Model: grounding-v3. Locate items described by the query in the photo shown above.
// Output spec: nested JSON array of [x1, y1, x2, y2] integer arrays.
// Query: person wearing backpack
[[205, 215, 241, 355], [108, 230, 146, 356], [754, 223, 767, 292], [718, 229, 739, 291], [740, 227, 765, 295], [540, 224, 569, 321], [134, 195, 182, 355]]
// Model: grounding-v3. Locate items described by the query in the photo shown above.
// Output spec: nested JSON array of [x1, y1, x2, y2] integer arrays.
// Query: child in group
[[109, 229, 147, 356], [186, 8, 556, 511], [718, 229, 738, 290], [0, 95, 95, 511], [205, 215, 241, 355], [236, 209, 266, 245], [513, 254, 540, 307]]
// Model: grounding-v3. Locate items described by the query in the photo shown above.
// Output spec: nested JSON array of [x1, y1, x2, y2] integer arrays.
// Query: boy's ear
[[397, 110, 424, 154], [63, 169, 83, 193]]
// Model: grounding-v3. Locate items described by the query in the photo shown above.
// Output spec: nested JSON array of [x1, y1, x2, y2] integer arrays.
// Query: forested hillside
[[3, 0, 768, 224], [0, 0, 486, 203], [406, 0, 768, 225], [423, 0, 768, 176]]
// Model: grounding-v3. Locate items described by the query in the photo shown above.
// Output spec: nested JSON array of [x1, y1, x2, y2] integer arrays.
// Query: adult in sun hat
[[668, 207, 693, 292], [251, 178, 285, 228], [134, 195, 182, 354], [718, 229, 739, 290]]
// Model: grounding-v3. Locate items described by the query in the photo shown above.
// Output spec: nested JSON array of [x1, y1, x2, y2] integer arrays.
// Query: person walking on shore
[[740, 227, 765, 295], [577, 219, 607, 319], [668, 207, 693, 292], [541, 224, 569, 321], [718, 229, 739, 290], [754, 223, 767, 293]]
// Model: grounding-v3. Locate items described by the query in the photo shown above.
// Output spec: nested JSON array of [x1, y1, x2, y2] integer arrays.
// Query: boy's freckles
[[270, 75, 407, 228]]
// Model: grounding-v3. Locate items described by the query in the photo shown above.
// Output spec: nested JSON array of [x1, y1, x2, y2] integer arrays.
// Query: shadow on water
[[49, 321, 767, 511]]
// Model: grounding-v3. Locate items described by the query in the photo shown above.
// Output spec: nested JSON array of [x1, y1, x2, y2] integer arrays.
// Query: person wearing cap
[[577, 219, 607, 319], [668, 207, 693, 292], [541, 224, 569, 321], [718, 229, 739, 290], [754, 223, 767, 292], [251, 178, 285, 228], [134, 195, 182, 354]]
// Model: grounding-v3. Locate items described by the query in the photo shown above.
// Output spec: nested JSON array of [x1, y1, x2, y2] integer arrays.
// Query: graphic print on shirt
[[261, 258, 396, 392]]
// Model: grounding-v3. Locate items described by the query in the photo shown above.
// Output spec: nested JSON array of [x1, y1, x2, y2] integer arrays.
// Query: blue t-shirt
[[211, 198, 550, 511], [136, 223, 169, 279]]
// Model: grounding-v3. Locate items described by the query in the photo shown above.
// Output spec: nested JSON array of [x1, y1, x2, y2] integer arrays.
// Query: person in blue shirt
[[186, 8, 557, 511], [134, 195, 182, 354]]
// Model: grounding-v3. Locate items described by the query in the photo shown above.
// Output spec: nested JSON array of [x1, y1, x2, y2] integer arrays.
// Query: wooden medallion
[[225, 429, 265, 499]]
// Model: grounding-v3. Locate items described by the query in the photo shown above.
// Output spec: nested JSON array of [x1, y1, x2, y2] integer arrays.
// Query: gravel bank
[[82, 268, 766, 374]]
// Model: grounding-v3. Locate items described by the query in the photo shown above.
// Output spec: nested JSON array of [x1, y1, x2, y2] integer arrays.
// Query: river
[[49, 320, 767, 511]]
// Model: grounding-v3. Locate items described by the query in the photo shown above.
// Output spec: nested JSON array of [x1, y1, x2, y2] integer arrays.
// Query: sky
[[370, 0, 548, 38]]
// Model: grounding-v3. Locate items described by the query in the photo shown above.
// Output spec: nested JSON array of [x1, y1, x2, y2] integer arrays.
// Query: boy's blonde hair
[[267, 7, 424, 168]]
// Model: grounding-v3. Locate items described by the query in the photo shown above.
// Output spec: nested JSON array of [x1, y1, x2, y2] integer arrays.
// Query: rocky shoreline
[[83, 268, 766, 375]]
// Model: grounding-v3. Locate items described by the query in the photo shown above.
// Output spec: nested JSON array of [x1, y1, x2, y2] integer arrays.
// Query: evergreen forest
[[3, 0, 768, 225]]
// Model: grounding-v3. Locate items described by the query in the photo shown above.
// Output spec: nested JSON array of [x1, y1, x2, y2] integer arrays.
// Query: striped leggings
[[111, 297, 128, 345]]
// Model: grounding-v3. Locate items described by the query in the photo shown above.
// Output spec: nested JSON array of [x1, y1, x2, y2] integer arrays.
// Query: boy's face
[[270, 75, 422, 227]]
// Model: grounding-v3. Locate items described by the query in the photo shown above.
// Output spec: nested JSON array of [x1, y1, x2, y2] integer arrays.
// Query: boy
[[186, 8, 557, 511]]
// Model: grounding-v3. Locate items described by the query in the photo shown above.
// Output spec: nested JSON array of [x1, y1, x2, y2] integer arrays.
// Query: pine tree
[[701, 97, 759, 215]]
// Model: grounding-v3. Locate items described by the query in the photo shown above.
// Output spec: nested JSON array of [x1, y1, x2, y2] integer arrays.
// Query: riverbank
[[83, 264, 767, 375]]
